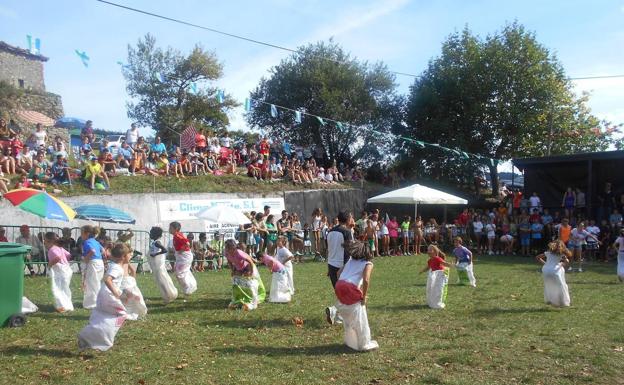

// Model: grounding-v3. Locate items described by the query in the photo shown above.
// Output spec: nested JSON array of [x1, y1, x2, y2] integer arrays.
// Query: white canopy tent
[[366, 184, 468, 219]]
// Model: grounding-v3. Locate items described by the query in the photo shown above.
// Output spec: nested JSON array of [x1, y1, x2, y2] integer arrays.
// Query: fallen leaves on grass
[[292, 317, 304, 327], [175, 363, 188, 370]]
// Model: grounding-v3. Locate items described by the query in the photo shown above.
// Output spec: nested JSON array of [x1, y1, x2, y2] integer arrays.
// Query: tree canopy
[[123, 34, 237, 143], [246, 40, 403, 166], [396, 22, 612, 195]]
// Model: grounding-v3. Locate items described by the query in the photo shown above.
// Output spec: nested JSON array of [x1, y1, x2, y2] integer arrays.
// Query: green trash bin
[[0, 243, 32, 327]]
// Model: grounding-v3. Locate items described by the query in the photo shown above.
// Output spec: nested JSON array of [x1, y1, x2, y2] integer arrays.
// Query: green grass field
[[1, 255, 623, 385]]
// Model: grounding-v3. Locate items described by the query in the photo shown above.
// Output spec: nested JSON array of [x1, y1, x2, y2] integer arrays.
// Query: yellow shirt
[[85, 162, 102, 179]]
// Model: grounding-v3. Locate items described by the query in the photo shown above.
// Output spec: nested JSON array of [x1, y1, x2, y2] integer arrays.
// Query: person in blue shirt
[[116, 141, 136, 174], [519, 218, 531, 256], [81, 225, 105, 309], [150, 136, 167, 155], [530, 219, 544, 253], [453, 237, 476, 287], [282, 140, 291, 159], [50, 154, 69, 185]]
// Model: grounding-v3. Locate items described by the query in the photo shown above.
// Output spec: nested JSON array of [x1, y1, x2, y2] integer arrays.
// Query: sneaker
[[325, 306, 336, 325], [578, 268, 583, 272], [567, 267, 573, 272]]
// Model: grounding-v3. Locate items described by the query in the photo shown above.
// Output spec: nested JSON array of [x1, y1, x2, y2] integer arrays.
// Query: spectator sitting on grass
[[85, 156, 110, 190], [98, 148, 116, 175], [150, 136, 167, 155], [50, 154, 69, 185], [117, 141, 135, 174]]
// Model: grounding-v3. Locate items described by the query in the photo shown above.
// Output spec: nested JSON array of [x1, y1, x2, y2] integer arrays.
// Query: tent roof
[[367, 184, 468, 205], [14, 110, 55, 126]]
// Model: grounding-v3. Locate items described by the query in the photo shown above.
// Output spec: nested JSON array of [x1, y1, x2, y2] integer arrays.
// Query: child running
[[81, 225, 104, 310], [420, 245, 452, 309], [260, 252, 291, 303], [148, 226, 178, 304], [452, 237, 476, 287], [536, 240, 571, 307], [78, 243, 131, 351], [276, 236, 295, 294], [43, 232, 74, 313], [224, 239, 266, 310], [169, 221, 197, 297], [613, 229, 624, 282], [120, 256, 147, 320], [334, 239, 378, 351]]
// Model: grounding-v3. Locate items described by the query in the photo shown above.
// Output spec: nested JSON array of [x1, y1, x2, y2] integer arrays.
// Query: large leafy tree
[[247, 40, 403, 166], [123, 34, 237, 143], [398, 22, 612, 195]]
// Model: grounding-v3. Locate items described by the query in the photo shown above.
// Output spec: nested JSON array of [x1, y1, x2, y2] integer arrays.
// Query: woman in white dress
[[535, 240, 571, 307]]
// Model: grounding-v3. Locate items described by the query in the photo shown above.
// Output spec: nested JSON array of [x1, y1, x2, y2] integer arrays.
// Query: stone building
[[0, 41, 67, 146]]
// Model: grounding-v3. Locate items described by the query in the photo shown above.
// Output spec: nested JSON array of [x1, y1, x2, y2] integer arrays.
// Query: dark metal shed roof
[[513, 150, 624, 170]]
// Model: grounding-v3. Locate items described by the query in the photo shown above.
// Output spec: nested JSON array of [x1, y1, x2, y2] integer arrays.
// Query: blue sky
[[0, 0, 622, 139]]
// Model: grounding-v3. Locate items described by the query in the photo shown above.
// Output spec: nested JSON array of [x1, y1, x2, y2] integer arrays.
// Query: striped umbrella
[[4, 189, 76, 221], [74, 204, 135, 224]]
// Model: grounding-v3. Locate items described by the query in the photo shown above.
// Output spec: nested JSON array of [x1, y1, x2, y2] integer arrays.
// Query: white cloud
[[222, 0, 410, 129], [0, 5, 17, 19]]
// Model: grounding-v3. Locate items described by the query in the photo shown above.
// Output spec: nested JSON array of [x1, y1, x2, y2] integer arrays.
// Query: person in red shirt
[[259, 138, 270, 160], [169, 221, 197, 296], [0, 226, 8, 242], [513, 191, 523, 210], [195, 131, 207, 152], [420, 244, 452, 309], [247, 159, 261, 180]]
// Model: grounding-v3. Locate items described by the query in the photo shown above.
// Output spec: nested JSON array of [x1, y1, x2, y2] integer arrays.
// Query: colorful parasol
[[3, 189, 76, 222]]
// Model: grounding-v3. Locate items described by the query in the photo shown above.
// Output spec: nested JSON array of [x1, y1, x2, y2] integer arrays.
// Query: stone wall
[[10, 92, 68, 147], [19, 92, 64, 119], [0, 51, 45, 92]]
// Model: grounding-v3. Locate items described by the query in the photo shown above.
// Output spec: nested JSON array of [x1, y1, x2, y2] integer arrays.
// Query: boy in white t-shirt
[[472, 217, 484, 253], [485, 220, 497, 255], [586, 220, 600, 261], [529, 192, 541, 213]]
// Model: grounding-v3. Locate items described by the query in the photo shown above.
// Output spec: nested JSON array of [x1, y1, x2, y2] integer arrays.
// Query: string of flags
[[239, 96, 501, 167], [24, 34, 613, 167]]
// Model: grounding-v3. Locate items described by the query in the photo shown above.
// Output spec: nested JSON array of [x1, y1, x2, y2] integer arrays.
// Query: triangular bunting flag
[[26, 35, 32, 53], [316, 116, 325, 126], [415, 141, 425, 148], [294, 111, 302, 124], [270, 104, 278, 118], [217, 89, 224, 103], [244, 98, 252, 112], [34, 38, 41, 55], [336, 122, 344, 130], [75, 50, 90, 67]]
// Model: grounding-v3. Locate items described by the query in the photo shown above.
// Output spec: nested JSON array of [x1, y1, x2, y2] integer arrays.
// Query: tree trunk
[[489, 165, 499, 198]]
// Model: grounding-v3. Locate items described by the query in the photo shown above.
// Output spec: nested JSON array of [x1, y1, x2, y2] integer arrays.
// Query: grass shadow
[[371, 304, 430, 311], [201, 316, 325, 330], [147, 297, 226, 314], [29, 312, 89, 321], [210, 343, 361, 357], [472, 307, 556, 316], [0, 346, 76, 358]]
